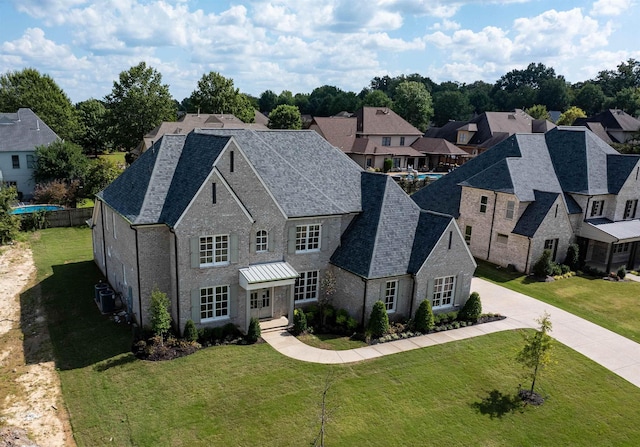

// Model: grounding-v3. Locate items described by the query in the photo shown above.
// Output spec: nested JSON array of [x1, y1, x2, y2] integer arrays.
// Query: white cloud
[[430, 19, 461, 31], [1, 28, 90, 70], [590, 0, 634, 16]]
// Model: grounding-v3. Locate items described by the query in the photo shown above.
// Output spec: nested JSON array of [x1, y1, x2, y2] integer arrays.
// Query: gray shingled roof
[[0, 108, 59, 152], [512, 191, 560, 237], [407, 211, 454, 274], [101, 129, 364, 225], [331, 172, 425, 279], [99, 133, 229, 225], [201, 129, 363, 218]]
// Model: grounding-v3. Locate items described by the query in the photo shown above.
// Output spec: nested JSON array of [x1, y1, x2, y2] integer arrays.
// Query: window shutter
[[190, 237, 200, 268], [288, 226, 297, 254], [321, 224, 329, 251], [454, 273, 463, 307], [250, 233, 256, 253], [229, 284, 238, 318], [230, 234, 239, 263], [191, 289, 201, 323], [379, 282, 385, 302]]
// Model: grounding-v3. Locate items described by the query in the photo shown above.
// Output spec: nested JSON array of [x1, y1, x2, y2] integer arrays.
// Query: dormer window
[[458, 132, 467, 144]]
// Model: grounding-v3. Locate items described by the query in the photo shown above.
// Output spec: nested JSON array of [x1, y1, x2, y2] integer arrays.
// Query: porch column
[[245, 288, 251, 331], [288, 284, 295, 324], [606, 242, 615, 273]]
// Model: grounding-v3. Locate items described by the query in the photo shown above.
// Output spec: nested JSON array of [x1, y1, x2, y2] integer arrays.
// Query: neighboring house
[[411, 137, 471, 172], [424, 109, 555, 156], [91, 129, 476, 334], [0, 108, 59, 200], [134, 111, 269, 155], [412, 126, 640, 274], [574, 109, 640, 144], [310, 107, 426, 171]]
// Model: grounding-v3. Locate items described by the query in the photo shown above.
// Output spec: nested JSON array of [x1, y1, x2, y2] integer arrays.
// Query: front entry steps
[[259, 316, 289, 333]]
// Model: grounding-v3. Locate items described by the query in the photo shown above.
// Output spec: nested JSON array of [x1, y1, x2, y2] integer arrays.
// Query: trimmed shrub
[[565, 244, 580, 271], [560, 264, 571, 274], [150, 287, 172, 338], [458, 292, 482, 322], [413, 299, 435, 333], [617, 266, 627, 280], [383, 158, 393, 173], [533, 249, 553, 278], [550, 263, 563, 276], [222, 322, 240, 340], [183, 319, 198, 342], [292, 308, 307, 335], [368, 300, 390, 338], [246, 317, 261, 343]]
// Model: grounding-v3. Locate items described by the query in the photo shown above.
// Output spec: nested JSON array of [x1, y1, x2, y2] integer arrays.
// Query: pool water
[[10, 205, 64, 215]]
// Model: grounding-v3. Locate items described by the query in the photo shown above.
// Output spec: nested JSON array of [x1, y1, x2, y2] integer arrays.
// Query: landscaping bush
[[565, 243, 580, 271], [533, 249, 553, 278], [617, 266, 627, 280], [183, 319, 198, 342], [560, 264, 571, 275], [292, 308, 307, 335], [458, 292, 482, 322], [246, 317, 261, 343], [413, 299, 434, 333], [383, 158, 393, 173], [368, 300, 390, 338], [550, 263, 563, 276], [222, 322, 241, 340], [149, 287, 172, 339]]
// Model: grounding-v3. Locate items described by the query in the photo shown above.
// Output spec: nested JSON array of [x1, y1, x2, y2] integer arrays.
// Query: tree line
[[1, 59, 639, 155]]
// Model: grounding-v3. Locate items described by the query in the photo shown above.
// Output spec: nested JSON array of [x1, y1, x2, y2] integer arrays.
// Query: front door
[[250, 289, 272, 319]]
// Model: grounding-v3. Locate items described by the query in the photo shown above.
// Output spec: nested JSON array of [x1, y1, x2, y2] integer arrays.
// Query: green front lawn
[[29, 228, 640, 446], [475, 259, 640, 342], [297, 333, 367, 350]]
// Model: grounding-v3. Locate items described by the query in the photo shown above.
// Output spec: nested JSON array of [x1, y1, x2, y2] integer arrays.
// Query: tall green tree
[[361, 89, 393, 108], [605, 87, 640, 116], [536, 77, 570, 111], [76, 99, 108, 155], [259, 89, 278, 113], [392, 81, 433, 131], [516, 312, 554, 396], [188, 71, 254, 122], [104, 62, 176, 151], [0, 68, 80, 142], [574, 82, 605, 116], [432, 90, 473, 126], [33, 140, 89, 184], [557, 106, 586, 125], [525, 104, 551, 120], [268, 104, 302, 129]]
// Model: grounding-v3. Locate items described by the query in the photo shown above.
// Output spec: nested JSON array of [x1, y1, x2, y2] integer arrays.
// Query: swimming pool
[[10, 204, 64, 215]]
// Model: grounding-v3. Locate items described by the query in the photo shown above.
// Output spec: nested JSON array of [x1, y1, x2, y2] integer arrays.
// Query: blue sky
[[0, 0, 638, 103]]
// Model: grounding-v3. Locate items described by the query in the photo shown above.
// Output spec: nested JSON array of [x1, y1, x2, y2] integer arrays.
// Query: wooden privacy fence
[[45, 208, 93, 228]]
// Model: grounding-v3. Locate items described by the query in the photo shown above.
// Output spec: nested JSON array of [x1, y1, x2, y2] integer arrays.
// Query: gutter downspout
[[408, 274, 417, 318], [524, 237, 532, 274], [100, 200, 108, 280], [133, 225, 143, 327], [606, 238, 618, 273], [170, 228, 181, 335], [361, 278, 368, 327], [486, 191, 498, 261]]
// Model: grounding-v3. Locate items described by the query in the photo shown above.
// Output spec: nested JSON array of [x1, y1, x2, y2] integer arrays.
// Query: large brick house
[[91, 129, 476, 333], [412, 126, 640, 273]]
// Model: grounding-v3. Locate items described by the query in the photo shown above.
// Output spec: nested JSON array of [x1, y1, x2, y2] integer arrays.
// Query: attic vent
[[508, 114, 516, 120]]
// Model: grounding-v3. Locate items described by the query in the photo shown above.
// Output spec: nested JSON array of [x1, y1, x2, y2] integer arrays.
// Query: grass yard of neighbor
[[27, 228, 640, 446], [475, 259, 640, 342]]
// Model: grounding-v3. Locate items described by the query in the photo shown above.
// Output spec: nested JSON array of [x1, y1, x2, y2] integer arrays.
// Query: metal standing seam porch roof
[[578, 219, 640, 244], [239, 262, 299, 291]]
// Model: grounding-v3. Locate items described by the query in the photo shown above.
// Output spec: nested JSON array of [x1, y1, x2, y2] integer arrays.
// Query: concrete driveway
[[262, 277, 640, 389]]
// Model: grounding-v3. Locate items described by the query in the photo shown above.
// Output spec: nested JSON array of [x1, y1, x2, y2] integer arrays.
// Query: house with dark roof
[[412, 126, 640, 274], [424, 109, 555, 157], [92, 129, 476, 334], [574, 109, 640, 144], [0, 108, 59, 199], [310, 107, 427, 171]]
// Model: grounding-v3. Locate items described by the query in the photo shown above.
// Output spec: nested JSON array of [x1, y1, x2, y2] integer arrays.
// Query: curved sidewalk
[[262, 277, 640, 389]]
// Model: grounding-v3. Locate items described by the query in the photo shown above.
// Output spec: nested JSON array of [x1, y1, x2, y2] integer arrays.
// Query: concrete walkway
[[262, 277, 640, 389]]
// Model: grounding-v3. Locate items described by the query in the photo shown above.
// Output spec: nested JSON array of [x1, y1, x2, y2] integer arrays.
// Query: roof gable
[[408, 211, 454, 274], [512, 191, 560, 238], [0, 108, 59, 152], [355, 107, 423, 137], [309, 116, 357, 152], [607, 153, 640, 194]]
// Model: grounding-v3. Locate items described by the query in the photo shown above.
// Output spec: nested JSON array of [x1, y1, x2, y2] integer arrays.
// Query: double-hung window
[[11, 155, 19, 169], [480, 196, 488, 213], [200, 285, 229, 321], [295, 224, 320, 253], [256, 230, 268, 252], [506, 201, 515, 220], [590, 200, 604, 217], [382, 137, 391, 146], [199, 235, 229, 266], [294, 271, 319, 302], [464, 226, 472, 245], [384, 280, 397, 312], [433, 276, 455, 309], [624, 200, 638, 220]]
